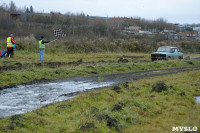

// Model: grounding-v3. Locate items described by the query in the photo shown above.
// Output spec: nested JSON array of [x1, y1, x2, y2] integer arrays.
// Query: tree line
[[0, 1, 199, 53], [0, 1, 178, 39]]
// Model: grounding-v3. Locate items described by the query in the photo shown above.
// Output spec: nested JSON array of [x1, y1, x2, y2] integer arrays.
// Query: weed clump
[[118, 58, 129, 63], [94, 113, 122, 131], [111, 102, 126, 111], [123, 82, 129, 88], [10, 115, 22, 122], [111, 104, 123, 111], [187, 61, 194, 65], [9, 114, 24, 130], [107, 117, 122, 131], [113, 86, 122, 93], [80, 123, 95, 131], [179, 92, 186, 96], [95, 113, 110, 122], [151, 81, 168, 92]]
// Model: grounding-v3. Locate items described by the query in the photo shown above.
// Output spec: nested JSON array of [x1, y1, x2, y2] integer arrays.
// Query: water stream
[[0, 77, 115, 118], [0, 71, 139, 118], [0, 67, 199, 118]]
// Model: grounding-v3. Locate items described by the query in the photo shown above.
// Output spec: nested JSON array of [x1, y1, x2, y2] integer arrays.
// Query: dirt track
[[57, 66, 200, 97], [1, 65, 200, 91], [0, 56, 199, 90]]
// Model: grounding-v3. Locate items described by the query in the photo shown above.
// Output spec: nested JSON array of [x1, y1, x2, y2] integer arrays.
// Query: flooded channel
[[0, 67, 199, 118], [0, 76, 116, 118], [0, 71, 137, 118]]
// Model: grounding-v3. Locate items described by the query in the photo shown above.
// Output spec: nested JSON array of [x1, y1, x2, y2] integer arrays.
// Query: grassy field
[[0, 51, 200, 89], [0, 69, 199, 132]]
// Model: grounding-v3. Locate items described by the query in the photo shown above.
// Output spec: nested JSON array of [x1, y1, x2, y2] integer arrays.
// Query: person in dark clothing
[[7, 34, 16, 58], [39, 36, 50, 62]]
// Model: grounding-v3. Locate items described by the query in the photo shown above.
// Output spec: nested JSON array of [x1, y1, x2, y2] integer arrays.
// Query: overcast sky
[[1, 0, 200, 24]]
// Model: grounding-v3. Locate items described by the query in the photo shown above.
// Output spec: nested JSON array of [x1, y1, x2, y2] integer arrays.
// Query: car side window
[[174, 48, 178, 53], [171, 48, 175, 53]]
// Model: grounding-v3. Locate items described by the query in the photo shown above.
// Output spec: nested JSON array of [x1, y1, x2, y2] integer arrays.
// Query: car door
[[170, 48, 176, 59], [174, 48, 179, 59]]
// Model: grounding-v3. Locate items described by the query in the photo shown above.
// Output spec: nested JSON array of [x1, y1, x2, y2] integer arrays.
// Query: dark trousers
[[7, 48, 14, 58]]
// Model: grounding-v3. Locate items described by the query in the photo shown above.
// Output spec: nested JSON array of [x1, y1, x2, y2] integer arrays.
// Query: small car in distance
[[151, 46, 184, 61]]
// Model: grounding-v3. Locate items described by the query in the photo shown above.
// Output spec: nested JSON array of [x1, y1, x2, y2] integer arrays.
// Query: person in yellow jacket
[[7, 34, 16, 58], [39, 36, 50, 62]]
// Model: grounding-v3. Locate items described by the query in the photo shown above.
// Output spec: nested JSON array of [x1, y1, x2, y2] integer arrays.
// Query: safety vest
[[7, 37, 14, 47], [39, 40, 45, 49]]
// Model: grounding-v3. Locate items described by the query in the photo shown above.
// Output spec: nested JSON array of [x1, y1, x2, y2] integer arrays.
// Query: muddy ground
[[0, 55, 155, 71], [1, 65, 200, 92], [0, 55, 199, 90], [0, 56, 199, 71], [68, 66, 200, 97]]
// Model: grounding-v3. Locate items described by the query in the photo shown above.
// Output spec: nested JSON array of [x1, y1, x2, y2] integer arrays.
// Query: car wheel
[[179, 56, 183, 60]]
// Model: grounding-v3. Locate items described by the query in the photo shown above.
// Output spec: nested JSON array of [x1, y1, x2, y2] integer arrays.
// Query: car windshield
[[157, 47, 171, 52]]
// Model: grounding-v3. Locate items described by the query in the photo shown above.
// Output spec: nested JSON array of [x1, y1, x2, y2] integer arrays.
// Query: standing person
[[39, 36, 50, 62], [7, 34, 16, 58]]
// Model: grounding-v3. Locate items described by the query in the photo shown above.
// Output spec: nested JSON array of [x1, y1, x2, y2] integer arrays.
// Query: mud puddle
[[0, 66, 200, 118]]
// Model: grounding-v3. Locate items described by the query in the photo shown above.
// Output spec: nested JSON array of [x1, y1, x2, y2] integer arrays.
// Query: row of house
[[107, 17, 200, 40], [123, 25, 200, 40]]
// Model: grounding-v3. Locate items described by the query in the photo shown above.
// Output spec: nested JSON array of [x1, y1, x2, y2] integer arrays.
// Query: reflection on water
[[0, 77, 115, 118], [195, 96, 200, 103]]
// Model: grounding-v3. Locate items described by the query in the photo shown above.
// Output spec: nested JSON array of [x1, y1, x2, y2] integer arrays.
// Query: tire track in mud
[[0, 56, 199, 71], [0, 59, 83, 71], [47, 66, 200, 98], [0, 56, 150, 71], [0, 65, 200, 91]]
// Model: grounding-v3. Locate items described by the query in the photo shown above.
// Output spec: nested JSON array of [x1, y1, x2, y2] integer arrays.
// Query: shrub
[[152, 81, 168, 92]]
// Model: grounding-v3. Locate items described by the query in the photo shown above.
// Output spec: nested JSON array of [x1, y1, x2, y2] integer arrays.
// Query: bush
[[152, 81, 168, 92]]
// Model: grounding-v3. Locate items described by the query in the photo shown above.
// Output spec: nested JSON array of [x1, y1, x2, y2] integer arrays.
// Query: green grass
[[0, 69, 199, 133]]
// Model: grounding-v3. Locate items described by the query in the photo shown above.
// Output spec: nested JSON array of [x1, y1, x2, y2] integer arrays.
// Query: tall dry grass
[[1, 35, 200, 54]]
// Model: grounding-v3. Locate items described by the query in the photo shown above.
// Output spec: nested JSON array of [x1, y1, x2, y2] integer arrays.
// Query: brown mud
[[59, 66, 200, 98], [0, 55, 148, 71]]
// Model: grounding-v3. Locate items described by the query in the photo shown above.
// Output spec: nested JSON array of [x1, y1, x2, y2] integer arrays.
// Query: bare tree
[[30, 6, 34, 13], [25, 7, 29, 13], [9, 1, 17, 12]]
